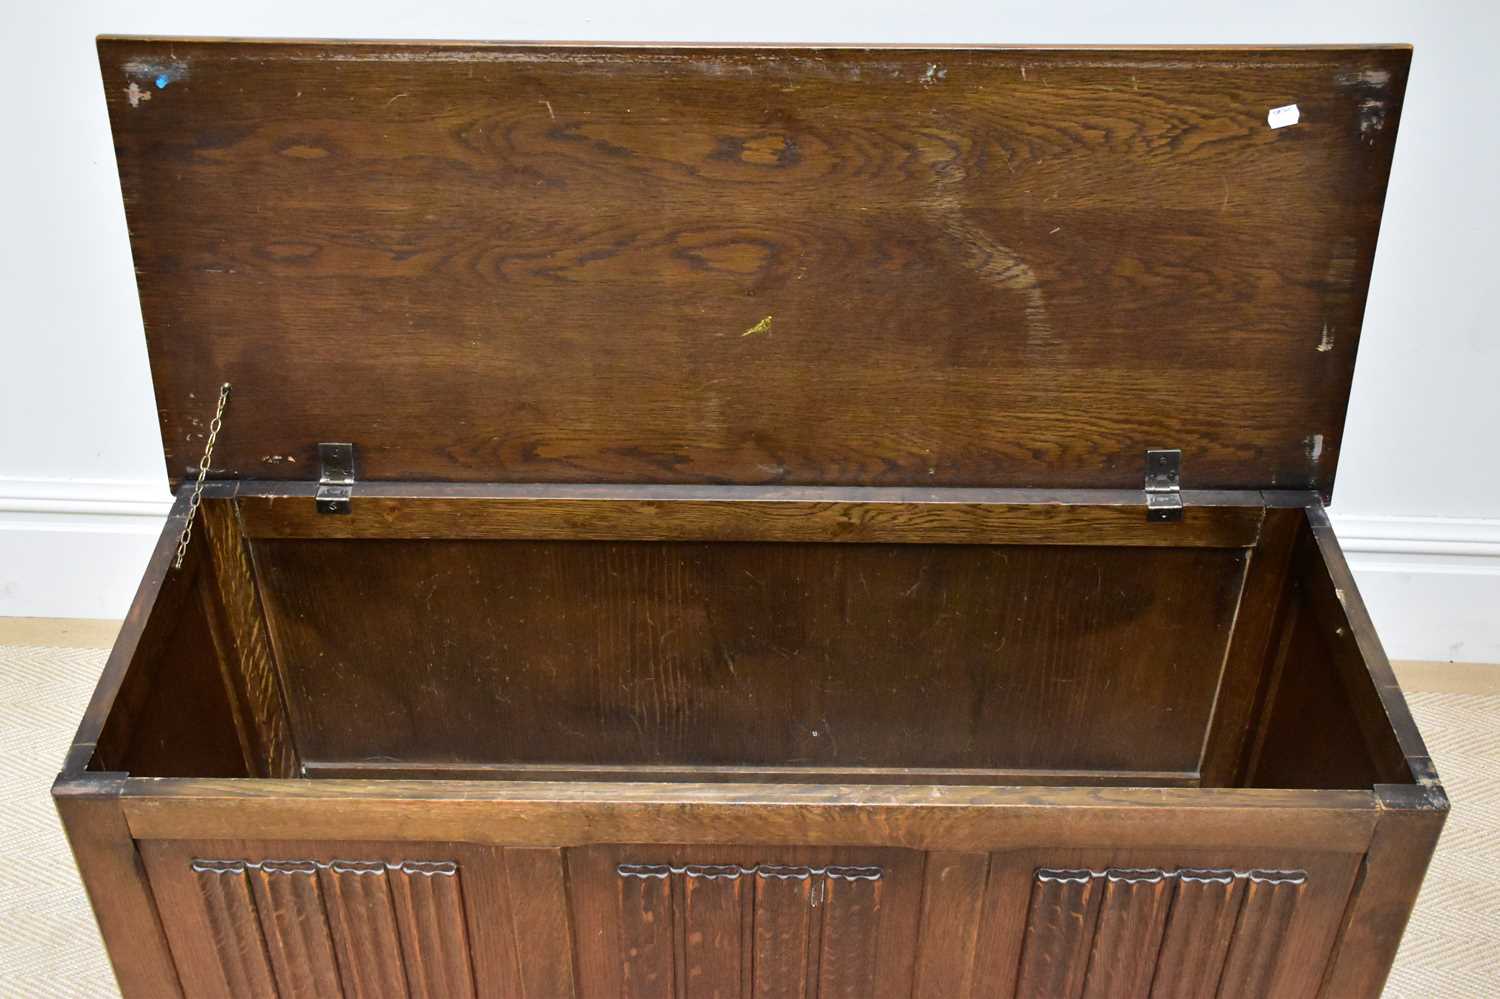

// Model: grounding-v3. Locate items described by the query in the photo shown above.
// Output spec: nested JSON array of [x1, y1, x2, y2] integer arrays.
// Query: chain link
[[174, 382, 231, 569]]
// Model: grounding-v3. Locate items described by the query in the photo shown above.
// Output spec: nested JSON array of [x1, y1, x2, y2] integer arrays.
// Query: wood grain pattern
[[1015, 870, 1103, 998], [1150, 870, 1243, 999], [1303, 503, 1435, 783], [813, 870, 882, 997], [1215, 871, 1306, 999], [94, 548, 252, 780], [681, 867, 749, 998], [140, 841, 538, 998], [192, 861, 279, 995], [232, 485, 1265, 549], [252, 538, 1246, 775], [1014, 867, 1307, 999], [51, 779, 185, 997], [65, 55, 1448, 989], [301, 759, 1200, 787], [1317, 784, 1447, 997], [100, 40, 1407, 493], [912, 852, 991, 997], [322, 862, 408, 999], [1198, 505, 1301, 786], [501, 848, 577, 998], [66, 34, 1445, 984], [175, 853, 486, 999], [609, 861, 891, 999], [1081, 869, 1173, 999], [965, 846, 1363, 999], [61, 491, 191, 775], [752, 869, 814, 999], [124, 837, 1365, 998], [120, 779, 1383, 852], [389, 861, 476, 998], [245, 860, 344, 997], [1245, 524, 1410, 791], [199, 501, 300, 778], [618, 868, 677, 998]]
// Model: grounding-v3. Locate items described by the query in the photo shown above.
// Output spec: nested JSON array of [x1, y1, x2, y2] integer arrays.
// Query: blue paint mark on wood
[[123, 59, 189, 90]]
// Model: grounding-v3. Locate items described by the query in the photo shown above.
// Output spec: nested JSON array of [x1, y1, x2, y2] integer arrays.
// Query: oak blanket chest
[[56, 38, 1445, 998]]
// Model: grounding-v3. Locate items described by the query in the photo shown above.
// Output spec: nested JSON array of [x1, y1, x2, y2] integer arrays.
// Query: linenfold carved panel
[[1016, 867, 1308, 999], [615, 863, 884, 998], [191, 858, 475, 999]]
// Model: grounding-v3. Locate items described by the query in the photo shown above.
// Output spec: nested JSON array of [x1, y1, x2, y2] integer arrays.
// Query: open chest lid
[[100, 38, 1409, 493]]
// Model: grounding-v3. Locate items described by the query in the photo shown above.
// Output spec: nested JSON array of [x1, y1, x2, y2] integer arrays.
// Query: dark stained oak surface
[[60, 38, 1444, 999], [230, 483, 1268, 547], [251, 537, 1246, 774], [100, 40, 1408, 491], [116, 779, 1386, 857]]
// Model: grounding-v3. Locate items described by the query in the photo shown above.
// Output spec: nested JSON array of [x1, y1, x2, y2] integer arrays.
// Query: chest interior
[[89, 485, 1413, 794], [76, 39, 1424, 797]]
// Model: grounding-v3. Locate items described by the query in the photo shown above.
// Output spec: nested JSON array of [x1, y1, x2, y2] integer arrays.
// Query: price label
[[1268, 103, 1301, 129]]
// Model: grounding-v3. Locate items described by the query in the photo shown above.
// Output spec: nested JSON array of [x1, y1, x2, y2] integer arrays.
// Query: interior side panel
[[199, 501, 302, 778], [250, 538, 1247, 775], [94, 553, 251, 779], [1244, 521, 1410, 790]]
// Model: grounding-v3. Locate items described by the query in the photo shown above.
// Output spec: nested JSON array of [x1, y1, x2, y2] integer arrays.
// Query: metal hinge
[[1145, 448, 1183, 522], [316, 443, 355, 514]]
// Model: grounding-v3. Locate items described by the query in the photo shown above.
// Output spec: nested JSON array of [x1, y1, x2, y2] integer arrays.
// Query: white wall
[[2, 1, 1496, 660]]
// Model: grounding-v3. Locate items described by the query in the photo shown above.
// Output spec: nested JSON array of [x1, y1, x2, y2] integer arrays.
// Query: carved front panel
[[615, 863, 884, 998], [1015, 867, 1308, 999], [144, 842, 1353, 998], [191, 859, 475, 999], [146, 840, 583, 997]]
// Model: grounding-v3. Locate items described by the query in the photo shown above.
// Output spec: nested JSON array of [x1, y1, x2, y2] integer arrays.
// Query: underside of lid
[[99, 39, 1409, 491]]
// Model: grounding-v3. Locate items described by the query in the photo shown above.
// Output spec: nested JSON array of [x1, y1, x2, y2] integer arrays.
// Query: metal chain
[[174, 382, 231, 569]]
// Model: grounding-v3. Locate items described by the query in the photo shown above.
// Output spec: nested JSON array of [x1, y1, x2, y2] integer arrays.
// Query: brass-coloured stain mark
[[742, 315, 774, 337]]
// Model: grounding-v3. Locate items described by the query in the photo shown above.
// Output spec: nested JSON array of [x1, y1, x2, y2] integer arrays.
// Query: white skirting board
[[0, 479, 171, 622], [1337, 515, 1500, 665], [2, 479, 1497, 664]]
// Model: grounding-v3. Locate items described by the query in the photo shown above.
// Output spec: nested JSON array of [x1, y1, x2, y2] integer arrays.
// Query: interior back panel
[[251, 538, 1248, 774]]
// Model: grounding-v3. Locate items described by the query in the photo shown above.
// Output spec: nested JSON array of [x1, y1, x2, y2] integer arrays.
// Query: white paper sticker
[[1268, 103, 1301, 129]]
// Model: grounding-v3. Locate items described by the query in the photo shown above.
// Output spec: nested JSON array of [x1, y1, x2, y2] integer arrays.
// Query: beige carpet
[[0, 640, 1494, 997]]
